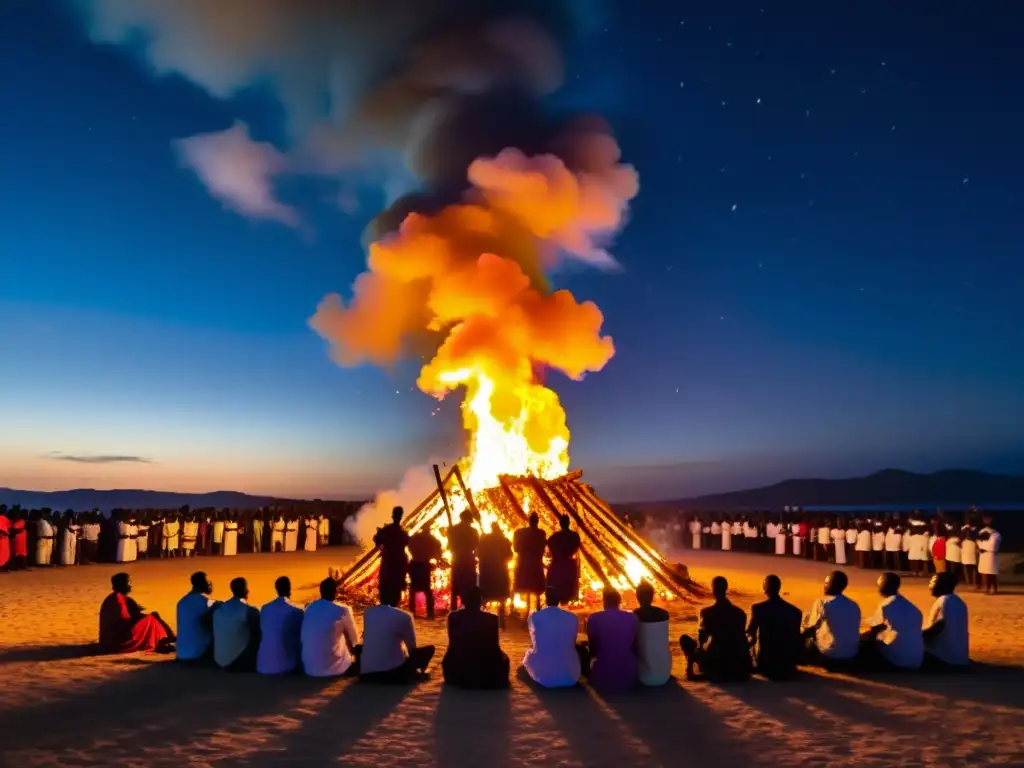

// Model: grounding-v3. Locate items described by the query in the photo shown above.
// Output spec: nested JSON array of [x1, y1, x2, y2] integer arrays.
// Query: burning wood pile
[[338, 464, 705, 611]]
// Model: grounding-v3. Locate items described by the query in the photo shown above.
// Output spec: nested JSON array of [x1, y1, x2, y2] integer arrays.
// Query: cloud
[[174, 121, 299, 226], [43, 451, 153, 465]]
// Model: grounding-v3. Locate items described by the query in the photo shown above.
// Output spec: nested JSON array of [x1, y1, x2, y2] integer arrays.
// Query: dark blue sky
[[1, 1, 1021, 501]]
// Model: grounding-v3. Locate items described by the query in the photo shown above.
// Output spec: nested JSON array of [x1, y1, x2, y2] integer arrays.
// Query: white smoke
[[345, 462, 441, 545]]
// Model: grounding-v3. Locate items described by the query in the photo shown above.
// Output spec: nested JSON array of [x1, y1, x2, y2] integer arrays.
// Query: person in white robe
[[831, 524, 847, 566], [721, 519, 732, 552], [845, 524, 857, 555], [271, 516, 286, 553], [945, 526, 962, 582], [136, 518, 150, 560], [871, 521, 885, 569], [212, 515, 226, 556], [182, 517, 199, 556], [977, 516, 1001, 594], [960, 526, 979, 587], [816, 523, 830, 562], [304, 517, 319, 552], [318, 515, 330, 547], [731, 520, 742, 551], [689, 518, 702, 550], [36, 513, 56, 566], [885, 525, 902, 571], [116, 515, 136, 563], [923, 572, 969, 669], [258, 576, 304, 674], [285, 518, 299, 552], [774, 521, 787, 555], [901, 525, 913, 572], [61, 516, 80, 565], [855, 524, 872, 568], [908, 518, 929, 577], [790, 522, 802, 557], [301, 578, 359, 677], [223, 516, 239, 556], [163, 516, 180, 557]]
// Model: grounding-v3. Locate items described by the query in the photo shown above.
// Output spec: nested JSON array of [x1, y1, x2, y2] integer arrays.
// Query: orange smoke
[[310, 133, 636, 489]]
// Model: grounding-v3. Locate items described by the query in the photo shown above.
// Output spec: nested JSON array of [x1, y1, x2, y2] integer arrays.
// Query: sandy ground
[[1, 547, 1023, 768]]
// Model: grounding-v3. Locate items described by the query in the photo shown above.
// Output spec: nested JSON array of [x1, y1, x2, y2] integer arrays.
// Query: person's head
[[824, 570, 848, 596], [559, 514, 570, 531], [930, 571, 956, 598], [635, 581, 655, 608], [190, 571, 212, 595], [275, 576, 292, 598], [489, 522, 499, 535], [461, 584, 483, 611], [230, 577, 249, 600], [319, 577, 338, 601], [763, 574, 782, 598], [111, 572, 131, 595], [528, 512, 539, 528], [391, 506, 404, 525], [878, 572, 900, 598], [602, 588, 622, 610], [545, 585, 563, 608], [379, 584, 401, 607], [711, 576, 728, 600], [982, 513, 994, 527]]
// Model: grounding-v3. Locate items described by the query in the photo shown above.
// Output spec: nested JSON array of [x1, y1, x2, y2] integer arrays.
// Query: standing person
[[10, 510, 29, 570], [721, 516, 733, 552], [746, 575, 803, 681], [375, 506, 410, 597], [774, 518, 787, 556], [258, 576, 304, 675], [407, 525, 444, 619], [513, 513, 547, 616], [304, 515, 319, 552], [885, 521, 902, 571], [212, 512, 226, 556], [745, 517, 759, 553], [831, 519, 846, 566], [116, 512, 135, 564], [795, 517, 807, 559], [816, 520, 831, 562], [182, 515, 199, 557], [802, 571, 862, 669], [271, 514, 286, 553], [855, 521, 872, 568], [223, 513, 239, 557], [135, 513, 150, 561], [36, 510, 56, 566], [871, 519, 886, 568], [908, 516, 929, 577], [945, 524, 962, 583], [689, 516, 702, 551], [960, 524, 978, 588], [318, 513, 330, 548], [546, 515, 582, 605], [79, 513, 100, 564], [448, 513, 481, 610], [60, 511, 80, 566], [845, 521, 858, 563], [900, 520, 912, 572], [679, 576, 751, 682], [301, 577, 359, 678], [922, 572, 970, 670], [860, 572, 924, 671], [977, 515, 1001, 595], [213, 577, 262, 672], [0, 506, 10, 570], [163, 512, 181, 558], [251, 511, 265, 554], [732, 519, 743, 553], [479, 523, 513, 626], [710, 519, 722, 551], [931, 526, 948, 574], [284, 515, 299, 553]]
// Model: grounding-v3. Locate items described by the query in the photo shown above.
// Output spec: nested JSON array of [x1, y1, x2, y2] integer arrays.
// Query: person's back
[[360, 603, 415, 675], [524, 600, 581, 688], [443, 587, 509, 689], [871, 592, 924, 670], [176, 582, 216, 662], [806, 593, 861, 661], [587, 605, 639, 692], [213, 579, 260, 671], [301, 597, 357, 677], [634, 600, 672, 687], [700, 600, 750, 676], [749, 590, 802, 680], [258, 585, 304, 675], [923, 574, 970, 668]]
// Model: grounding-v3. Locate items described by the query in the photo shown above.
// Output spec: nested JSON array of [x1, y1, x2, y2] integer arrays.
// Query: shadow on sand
[[0, 643, 107, 663]]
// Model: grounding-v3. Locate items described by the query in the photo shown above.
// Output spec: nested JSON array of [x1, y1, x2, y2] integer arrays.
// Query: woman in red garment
[[0, 507, 10, 569], [10, 511, 29, 570], [99, 572, 176, 654], [546, 515, 582, 604]]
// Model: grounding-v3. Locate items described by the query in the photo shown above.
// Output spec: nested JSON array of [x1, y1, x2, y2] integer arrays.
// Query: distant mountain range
[[3, 469, 1023, 513], [661, 469, 1024, 509]]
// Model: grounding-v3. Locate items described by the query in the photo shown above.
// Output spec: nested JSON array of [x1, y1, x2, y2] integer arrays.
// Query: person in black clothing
[[746, 574, 803, 681], [442, 585, 510, 689], [407, 527, 444, 619], [374, 506, 409, 596], [448, 513, 480, 610], [479, 523, 513, 626], [679, 576, 751, 682], [513, 513, 547, 615]]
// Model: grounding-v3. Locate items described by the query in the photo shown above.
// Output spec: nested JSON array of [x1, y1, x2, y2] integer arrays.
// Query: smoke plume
[[345, 463, 440, 546]]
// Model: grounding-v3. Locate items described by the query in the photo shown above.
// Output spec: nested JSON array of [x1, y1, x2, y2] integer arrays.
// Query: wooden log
[[540, 478, 623, 590], [433, 465, 455, 529], [452, 464, 481, 522], [496, 477, 532, 528]]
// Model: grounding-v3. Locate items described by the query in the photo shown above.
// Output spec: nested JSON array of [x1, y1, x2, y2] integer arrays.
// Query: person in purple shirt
[[584, 588, 639, 692]]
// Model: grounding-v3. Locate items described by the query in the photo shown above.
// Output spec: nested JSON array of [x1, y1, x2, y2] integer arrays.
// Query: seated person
[[359, 584, 434, 684], [212, 577, 262, 672], [634, 581, 672, 687], [802, 570, 862, 669], [584, 588, 639, 692], [442, 584, 510, 689], [860, 572, 924, 671], [747, 574, 803, 681], [301, 577, 359, 677], [522, 586, 583, 688], [176, 571, 219, 664], [679, 576, 751, 682], [922, 571, 970, 670], [99, 572, 176, 654], [258, 576, 304, 675]]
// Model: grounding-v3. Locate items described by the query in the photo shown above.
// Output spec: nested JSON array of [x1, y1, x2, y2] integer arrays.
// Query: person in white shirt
[[802, 570, 861, 669], [633, 582, 672, 687], [977, 515, 1001, 595], [871, 521, 885, 569], [885, 524, 902, 572], [721, 518, 733, 552], [831, 523, 847, 565], [862, 572, 924, 671], [176, 571, 219, 664], [816, 522, 831, 562], [689, 518, 702, 550], [301, 577, 359, 677], [212, 578, 262, 672], [223, 515, 239, 556], [80, 514, 101, 564], [360, 584, 434, 683], [923, 572, 969, 670], [522, 586, 583, 688], [908, 517, 929, 577], [945, 525, 962, 582], [258, 576, 305, 675], [284, 518, 299, 552], [960, 525, 979, 588], [271, 516, 286, 553], [304, 517, 319, 552], [855, 523, 872, 569]]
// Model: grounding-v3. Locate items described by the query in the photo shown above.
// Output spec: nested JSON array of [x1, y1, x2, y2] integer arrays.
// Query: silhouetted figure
[[176, 571, 218, 664], [922, 571, 970, 670], [0, 506, 10, 570], [479, 523, 513, 623], [212, 577, 261, 672], [447, 513, 480, 610], [443, 585, 510, 689], [513, 513, 547, 614], [679, 576, 751, 682], [99, 572, 176, 654], [374, 506, 410, 596], [546, 515, 582, 604], [10, 510, 28, 569], [747, 574, 802, 681], [977, 514, 1001, 595], [407, 527, 443, 618]]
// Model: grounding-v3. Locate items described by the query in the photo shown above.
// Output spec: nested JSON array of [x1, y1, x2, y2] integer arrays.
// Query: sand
[[1, 547, 1023, 767]]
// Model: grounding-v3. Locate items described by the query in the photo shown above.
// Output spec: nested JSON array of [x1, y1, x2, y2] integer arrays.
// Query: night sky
[[2, 1, 1021, 501]]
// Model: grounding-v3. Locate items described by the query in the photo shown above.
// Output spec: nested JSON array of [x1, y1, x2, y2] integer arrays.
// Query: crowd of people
[[0, 505, 359, 570], [673, 511, 1004, 594], [95, 564, 970, 692]]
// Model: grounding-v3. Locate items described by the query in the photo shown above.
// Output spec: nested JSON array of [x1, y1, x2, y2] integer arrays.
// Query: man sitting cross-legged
[[802, 570, 862, 671], [747, 574, 803, 681], [213, 577, 262, 672], [442, 584, 510, 689], [258, 576, 304, 675], [359, 584, 434, 684], [302, 577, 360, 678], [679, 576, 751, 682], [922, 571, 970, 671], [99, 572, 176, 655], [522, 585, 583, 688]]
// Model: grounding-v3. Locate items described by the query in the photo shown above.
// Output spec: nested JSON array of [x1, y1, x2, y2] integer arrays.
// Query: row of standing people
[[0, 507, 339, 570], [681, 513, 1003, 593]]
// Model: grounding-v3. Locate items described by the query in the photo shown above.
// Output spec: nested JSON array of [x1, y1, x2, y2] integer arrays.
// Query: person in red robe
[[99, 572, 176, 654], [546, 515, 582, 604], [10, 511, 29, 570], [513, 513, 547, 614], [0, 507, 10, 570]]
